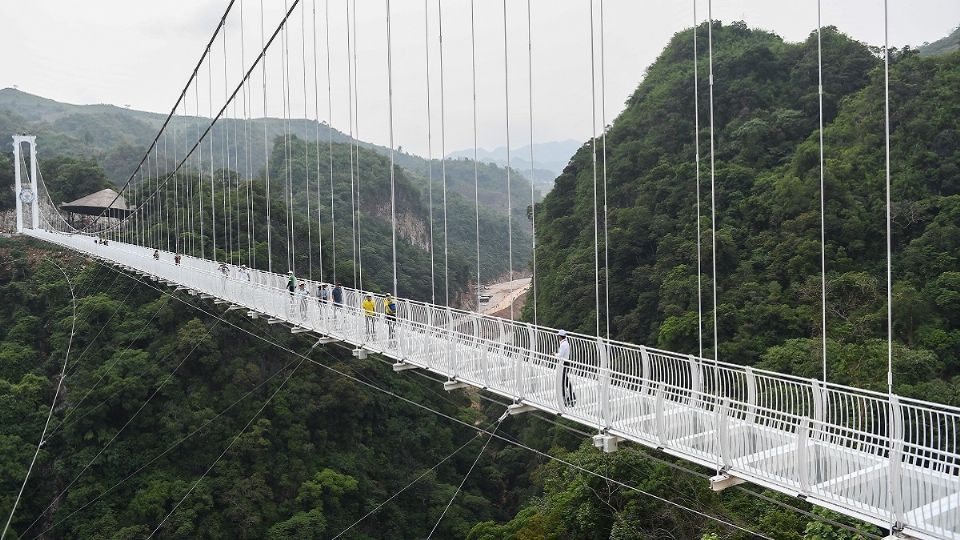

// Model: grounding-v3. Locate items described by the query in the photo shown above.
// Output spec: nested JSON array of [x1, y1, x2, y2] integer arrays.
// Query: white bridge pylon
[[22, 230, 960, 540]]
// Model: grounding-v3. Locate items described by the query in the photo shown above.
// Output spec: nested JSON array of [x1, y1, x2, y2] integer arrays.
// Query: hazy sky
[[2, 0, 958, 157]]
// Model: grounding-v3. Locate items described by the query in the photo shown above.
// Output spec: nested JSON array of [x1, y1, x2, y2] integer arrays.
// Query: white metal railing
[[25, 229, 960, 540]]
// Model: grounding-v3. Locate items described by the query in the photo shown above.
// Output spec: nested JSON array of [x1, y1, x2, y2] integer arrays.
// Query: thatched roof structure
[[60, 188, 130, 218]]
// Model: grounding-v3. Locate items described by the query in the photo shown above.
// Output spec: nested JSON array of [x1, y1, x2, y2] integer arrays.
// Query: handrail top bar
[[44, 233, 960, 418]]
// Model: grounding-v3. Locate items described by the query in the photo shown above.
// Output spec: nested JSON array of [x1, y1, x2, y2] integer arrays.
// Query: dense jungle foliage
[[3, 19, 958, 540], [527, 21, 960, 405]]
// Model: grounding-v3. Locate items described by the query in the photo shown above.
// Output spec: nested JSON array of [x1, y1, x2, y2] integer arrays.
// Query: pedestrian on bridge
[[153, 249, 160, 260], [385, 294, 397, 341], [332, 283, 343, 324], [174, 253, 181, 266], [287, 270, 296, 297], [557, 330, 576, 407], [296, 282, 309, 319], [362, 294, 377, 338]]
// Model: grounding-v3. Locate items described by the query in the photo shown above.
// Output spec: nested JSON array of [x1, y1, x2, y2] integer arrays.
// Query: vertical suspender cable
[[707, 0, 722, 476], [283, 0, 295, 272], [326, 0, 337, 282], [302, 2, 314, 280], [600, 0, 610, 338], [693, 1, 704, 358], [883, 0, 893, 395], [261, 0, 273, 272], [223, 24, 233, 264], [312, 0, 324, 283], [164, 132, 171, 251], [352, 0, 363, 290], [527, 0, 538, 325], [386, 0, 398, 296], [817, 0, 827, 381], [346, 0, 358, 286], [241, 0, 254, 266], [209, 51, 218, 261], [589, 0, 601, 337], [234, 71, 243, 265], [173, 107, 180, 253], [425, 0, 436, 304], [196, 80, 206, 259], [471, 0, 482, 311], [438, 0, 449, 306], [503, 0, 515, 319], [707, 1, 718, 364]]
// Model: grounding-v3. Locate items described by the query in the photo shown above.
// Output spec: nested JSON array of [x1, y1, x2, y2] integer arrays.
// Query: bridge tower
[[12, 135, 39, 233]]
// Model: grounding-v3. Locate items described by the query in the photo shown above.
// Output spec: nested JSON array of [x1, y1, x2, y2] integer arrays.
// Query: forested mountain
[[0, 87, 537, 236], [3, 20, 959, 540]]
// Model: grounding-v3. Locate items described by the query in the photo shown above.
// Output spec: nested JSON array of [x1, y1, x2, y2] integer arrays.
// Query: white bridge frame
[[22, 229, 960, 540]]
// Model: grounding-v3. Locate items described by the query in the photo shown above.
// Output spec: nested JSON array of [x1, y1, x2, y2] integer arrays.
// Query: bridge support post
[[508, 402, 536, 415], [12, 135, 38, 233]]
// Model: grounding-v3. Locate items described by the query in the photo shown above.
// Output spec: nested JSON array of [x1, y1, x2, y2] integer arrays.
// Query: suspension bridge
[[5, 0, 960, 538]]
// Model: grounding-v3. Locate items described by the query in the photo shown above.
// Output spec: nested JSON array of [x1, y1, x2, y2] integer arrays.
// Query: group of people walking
[[146, 246, 579, 409]]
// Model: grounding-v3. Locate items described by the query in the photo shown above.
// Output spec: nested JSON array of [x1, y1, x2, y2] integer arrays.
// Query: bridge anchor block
[[508, 403, 536, 416], [710, 473, 746, 492], [443, 380, 470, 392], [392, 362, 417, 372], [593, 434, 624, 453]]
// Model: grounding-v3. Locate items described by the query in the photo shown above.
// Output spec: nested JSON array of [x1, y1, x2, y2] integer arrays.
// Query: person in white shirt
[[557, 330, 576, 407], [295, 282, 309, 319]]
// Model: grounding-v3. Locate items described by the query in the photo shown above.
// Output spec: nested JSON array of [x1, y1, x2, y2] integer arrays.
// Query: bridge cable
[[425, 0, 436, 304], [234, 45, 244, 267], [46, 298, 174, 439], [147, 358, 303, 538], [589, 0, 601, 337], [18, 316, 224, 539], [387, 0, 398, 297], [1, 260, 76, 540], [816, 0, 828, 382], [241, 0, 255, 268], [330, 415, 506, 539], [527, 0, 538, 325], [224, 18, 235, 266], [196, 75, 206, 260], [352, 0, 364, 290], [86, 0, 238, 232], [706, 0, 722, 477], [93, 262, 775, 540], [283, 0, 295, 272], [503, 0, 515, 320], [301, 0, 314, 280], [693, 1, 704, 358], [882, 0, 899, 530], [471, 0, 482, 310], [209, 48, 218, 260], [882, 0, 893, 397], [425, 414, 506, 539], [312, 0, 324, 284], [707, 2, 719, 363], [438, 0, 450, 306], [325, 0, 337, 282], [261, 0, 273, 272], [28, 354, 303, 539], [600, 0, 610, 339], [345, 0, 358, 286]]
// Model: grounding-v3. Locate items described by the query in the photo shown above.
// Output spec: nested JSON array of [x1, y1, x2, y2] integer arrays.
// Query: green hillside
[[0, 88, 536, 232]]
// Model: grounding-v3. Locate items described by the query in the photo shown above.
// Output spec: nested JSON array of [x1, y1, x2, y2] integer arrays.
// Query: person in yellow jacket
[[362, 294, 377, 338]]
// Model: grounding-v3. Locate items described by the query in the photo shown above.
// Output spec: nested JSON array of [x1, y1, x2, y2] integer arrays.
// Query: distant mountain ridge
[[919, 24, 960, 57], [447, 139, 580, 192]]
